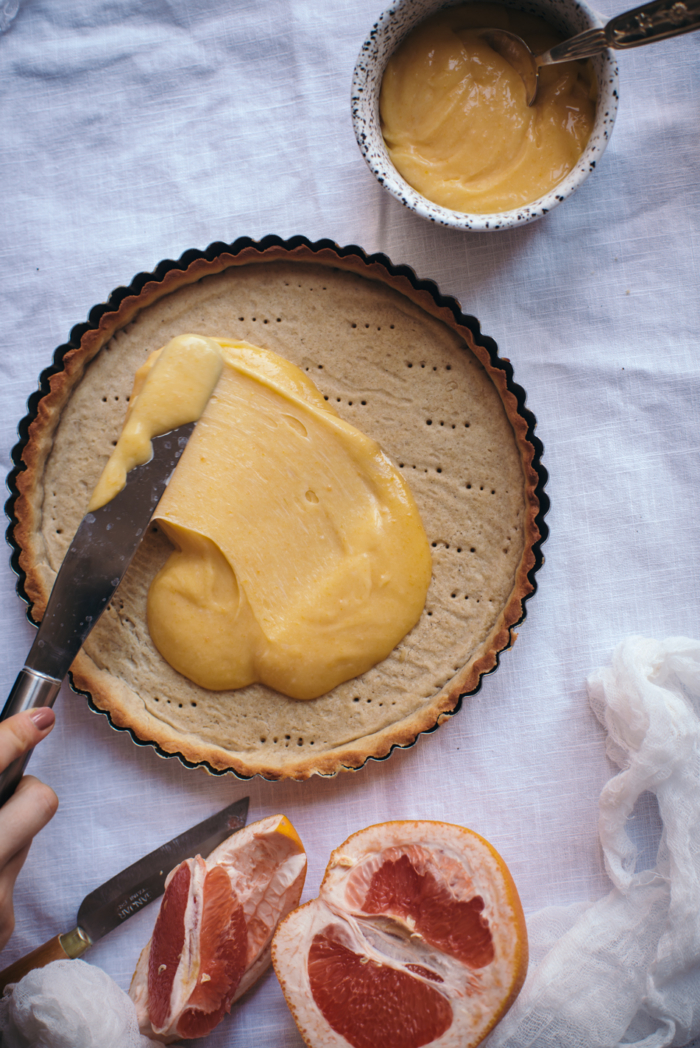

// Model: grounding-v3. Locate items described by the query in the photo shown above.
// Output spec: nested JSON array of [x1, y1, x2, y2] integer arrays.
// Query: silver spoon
[[479, 0, 700, 105]]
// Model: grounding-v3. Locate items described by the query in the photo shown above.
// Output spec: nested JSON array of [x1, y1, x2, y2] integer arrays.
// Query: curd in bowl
[[352, 0, 619, 231]]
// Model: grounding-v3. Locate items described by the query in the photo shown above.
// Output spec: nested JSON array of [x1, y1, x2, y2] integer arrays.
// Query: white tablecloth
[[1, 1, 699, 1045]]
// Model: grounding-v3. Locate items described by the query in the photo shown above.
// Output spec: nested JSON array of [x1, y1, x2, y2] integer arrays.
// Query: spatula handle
[[0, 669, 62, 807]]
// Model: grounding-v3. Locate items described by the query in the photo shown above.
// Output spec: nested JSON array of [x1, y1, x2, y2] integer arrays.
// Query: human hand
[[0, 708, 58, 952]]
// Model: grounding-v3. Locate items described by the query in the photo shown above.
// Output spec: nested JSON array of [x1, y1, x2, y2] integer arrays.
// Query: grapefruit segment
[[272, 821, 527, 1048], [176, 866, 248, 1038], [147, 860, 193, 1031], [361, 853, 494, 967], [130, 813, 306, 1042], [308, 926, 453, 1048]]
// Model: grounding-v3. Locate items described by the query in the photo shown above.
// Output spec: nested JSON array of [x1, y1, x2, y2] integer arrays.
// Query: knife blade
[[0, 794, 249, 992], [0, 421, 196, 806]]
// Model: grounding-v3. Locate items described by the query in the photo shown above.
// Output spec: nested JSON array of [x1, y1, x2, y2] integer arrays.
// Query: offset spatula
[[0, 794, 249, 992], [0, 422, 195, 807]]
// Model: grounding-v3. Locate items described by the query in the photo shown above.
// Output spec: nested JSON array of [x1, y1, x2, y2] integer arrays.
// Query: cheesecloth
[[486, 635, 700, 1048], [0, 959, 158, 1048]]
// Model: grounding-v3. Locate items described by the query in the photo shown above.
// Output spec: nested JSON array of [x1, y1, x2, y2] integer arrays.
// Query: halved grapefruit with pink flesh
[[272, 821, 527, 1048], [130, 813, 306, 1042]]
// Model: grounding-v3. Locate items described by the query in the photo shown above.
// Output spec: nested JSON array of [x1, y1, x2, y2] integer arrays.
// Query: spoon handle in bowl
[[607, 0, 700, 46], [539, 26, 606, 62], [540, 0, 700, 63]]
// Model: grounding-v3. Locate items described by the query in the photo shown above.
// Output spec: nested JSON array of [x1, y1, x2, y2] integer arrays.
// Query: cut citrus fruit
[[272, 821, 527, 1048], [130, 813, 306, 1042]]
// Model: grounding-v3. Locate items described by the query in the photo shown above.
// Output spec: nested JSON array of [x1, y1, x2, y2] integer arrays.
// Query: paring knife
[[0, 422, 196, 807], [0, 794, 249, 992]]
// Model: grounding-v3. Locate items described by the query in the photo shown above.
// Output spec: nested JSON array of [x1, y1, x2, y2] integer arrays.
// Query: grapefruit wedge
[[272, 821, 527, 1048], [130, 813, 306, 1042]]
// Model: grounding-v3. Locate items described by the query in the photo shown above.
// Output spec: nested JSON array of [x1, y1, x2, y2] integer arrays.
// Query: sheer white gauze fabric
[[486, 636, 700, 1048], [0, 959, 158, 1048]]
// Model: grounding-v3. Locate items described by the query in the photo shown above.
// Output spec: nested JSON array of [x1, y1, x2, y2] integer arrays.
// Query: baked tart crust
[[8, 238, 547, 780]]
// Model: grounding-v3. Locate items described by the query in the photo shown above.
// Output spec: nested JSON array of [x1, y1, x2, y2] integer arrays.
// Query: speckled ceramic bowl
[[352, 0, 619, 231]]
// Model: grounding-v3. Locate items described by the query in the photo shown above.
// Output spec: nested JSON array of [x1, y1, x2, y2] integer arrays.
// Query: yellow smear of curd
[[380, 3, 597, 214], [88, 334, 223, 512], [99, 335, 432, 701]]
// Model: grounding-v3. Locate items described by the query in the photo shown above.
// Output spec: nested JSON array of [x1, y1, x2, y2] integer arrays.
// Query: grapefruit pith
[[272, 821, 527, 1048], [130, 813, 306, 1042]]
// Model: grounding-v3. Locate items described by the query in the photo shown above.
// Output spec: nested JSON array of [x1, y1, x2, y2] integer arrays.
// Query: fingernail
[[29, 708, 55, 732]]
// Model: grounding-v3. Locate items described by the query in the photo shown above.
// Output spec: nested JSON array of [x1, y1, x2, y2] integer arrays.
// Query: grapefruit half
[[272, 821, 527, 1048], [130, 813, 306, 1042]]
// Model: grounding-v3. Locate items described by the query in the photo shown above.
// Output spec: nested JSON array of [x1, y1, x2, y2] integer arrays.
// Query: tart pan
[[6, 235, 548, 780]]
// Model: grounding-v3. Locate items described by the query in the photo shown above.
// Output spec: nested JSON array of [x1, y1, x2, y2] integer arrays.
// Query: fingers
[[0, 709, 58, 865], [0, 707, 55, 773], [0, 711, 58, 953], [0, 775, 58, 953], [0, 774, 58, 869], [0, 841, 30, 952]]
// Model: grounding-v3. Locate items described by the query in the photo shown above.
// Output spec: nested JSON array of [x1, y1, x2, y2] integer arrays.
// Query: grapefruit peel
[[130, 813, 306, 1042], [272, 820, 527, 1048]]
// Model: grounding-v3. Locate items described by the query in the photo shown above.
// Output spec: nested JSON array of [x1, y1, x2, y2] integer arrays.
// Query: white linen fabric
[[487, 637, 700, 1048], [0, 0, 20, 35], [0, 1, 699, 1046]]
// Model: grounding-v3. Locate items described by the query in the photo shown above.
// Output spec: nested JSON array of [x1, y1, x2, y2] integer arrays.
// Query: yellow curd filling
[[88, 334, 224, 512], [380, 3, 597, 214], [90, 335, 432, 701]]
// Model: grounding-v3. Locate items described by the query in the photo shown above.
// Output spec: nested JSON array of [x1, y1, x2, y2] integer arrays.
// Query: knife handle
[[0, 669, 62, 807], [0, 927, 90, 993]]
